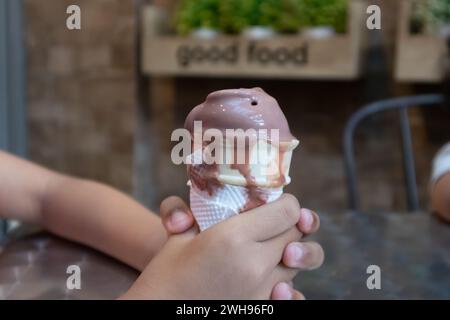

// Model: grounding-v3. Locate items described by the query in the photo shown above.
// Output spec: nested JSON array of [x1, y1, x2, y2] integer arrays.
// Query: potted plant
[[414, 0, 450, 36], [174, 0, 221, 39], [218, 0, 279, 39], [298, 0, 347, 39], [216, 0, 247, 34], [174, 0, 349, 40], [219, 0, 304, 37], [273, 0, 303, 34]]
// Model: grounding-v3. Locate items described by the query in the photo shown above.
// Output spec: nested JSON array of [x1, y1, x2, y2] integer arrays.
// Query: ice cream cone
[[184, 88, 299, 231]]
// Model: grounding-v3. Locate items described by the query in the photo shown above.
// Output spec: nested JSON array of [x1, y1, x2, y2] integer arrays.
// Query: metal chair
[[343, 94, 445, 211]]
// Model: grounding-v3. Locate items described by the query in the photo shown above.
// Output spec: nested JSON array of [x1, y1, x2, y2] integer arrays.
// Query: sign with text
[[142, 1, 367, 80], [176, 41, 309, 68], [143, 36, 359, 79]]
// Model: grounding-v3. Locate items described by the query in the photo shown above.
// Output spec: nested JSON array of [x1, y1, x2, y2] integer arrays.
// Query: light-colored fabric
[[431, 142, 450, 184]]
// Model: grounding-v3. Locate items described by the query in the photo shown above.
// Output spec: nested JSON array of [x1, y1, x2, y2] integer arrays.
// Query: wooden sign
[[141, 0, 367, 80], [395, 0, 448, 83]]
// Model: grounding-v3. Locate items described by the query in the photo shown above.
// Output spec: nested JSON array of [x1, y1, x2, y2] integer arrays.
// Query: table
[[0, 230, 138, 299], [298, 211, 450, 299], [0, 212, 449, 299]]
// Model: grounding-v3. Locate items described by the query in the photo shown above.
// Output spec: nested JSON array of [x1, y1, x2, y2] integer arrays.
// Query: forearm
[[0, 151, 167, 270], [41, 176, 167, 270], [0, 151, 49, 223], [431, 173, 450, 223]]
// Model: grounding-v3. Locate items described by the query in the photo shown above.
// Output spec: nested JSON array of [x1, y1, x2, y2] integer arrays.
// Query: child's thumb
[[160, 196, 198, 236]]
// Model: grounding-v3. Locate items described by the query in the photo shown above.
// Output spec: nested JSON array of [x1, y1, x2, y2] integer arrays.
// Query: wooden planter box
[[141, 0, 367, 80], [395, 0, 449, 82]]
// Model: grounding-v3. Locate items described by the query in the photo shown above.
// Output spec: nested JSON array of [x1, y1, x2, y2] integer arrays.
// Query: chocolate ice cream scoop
[[185, 88, 299, 230], [184, 88, 295, 141], [185, 87, 298, 192]]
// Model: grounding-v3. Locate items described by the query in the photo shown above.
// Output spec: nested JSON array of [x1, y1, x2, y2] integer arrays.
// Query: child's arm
[[430, 143, 450, 223], [431, 173, 450, 222], [0, 151, 167, 270]]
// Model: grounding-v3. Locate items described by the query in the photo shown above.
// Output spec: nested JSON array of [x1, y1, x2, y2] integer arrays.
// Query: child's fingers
[[160, 196, 195, 235], [296, 208, 320, 237], [271, 263, 299, 285], [228, 194, 301, 242], [271, 282, 293, 300], [261, 227, 302, 267], [292, 290, 306, 300], [282, 241, 324, 270], [270, 282, 305, 300]]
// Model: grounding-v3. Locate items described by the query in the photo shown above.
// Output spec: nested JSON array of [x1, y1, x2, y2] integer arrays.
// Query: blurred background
[[1, 0, 449, 214]]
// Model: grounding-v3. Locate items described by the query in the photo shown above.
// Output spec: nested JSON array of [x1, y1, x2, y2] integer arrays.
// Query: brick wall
[[25, 0, 135, 192], [24, 0, 450, 212]]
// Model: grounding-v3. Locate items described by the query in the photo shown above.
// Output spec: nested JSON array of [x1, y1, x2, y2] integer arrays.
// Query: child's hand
[[159, 195, 322, 300], [123, 194, 310, 299], [121, 194, 323, 299]]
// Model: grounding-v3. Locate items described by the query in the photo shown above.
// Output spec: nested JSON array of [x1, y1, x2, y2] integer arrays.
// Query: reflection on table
[[0, 231, 137, 299]]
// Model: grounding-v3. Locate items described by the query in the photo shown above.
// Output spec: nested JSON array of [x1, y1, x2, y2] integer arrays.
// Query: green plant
[[174, 0, 221, 35], [428, 0, 450, 27], [217, 0, 279, 33], [175, 0, 303, 35], [219, 0, 303, 34], [217, 0, 249, 34], [411, 1, 428, 33], [297, 0, 348, 33], [411, 0, 450, 34], [257, 0, 283, 27], [274, 0, 303, 33], [174, 0, 348, 36]]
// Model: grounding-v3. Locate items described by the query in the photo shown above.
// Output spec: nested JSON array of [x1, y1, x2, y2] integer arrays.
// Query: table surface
[[0, 211, 449, 300]]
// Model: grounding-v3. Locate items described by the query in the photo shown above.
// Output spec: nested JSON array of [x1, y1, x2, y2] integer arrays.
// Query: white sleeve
[[431, 142, 450, 184]]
